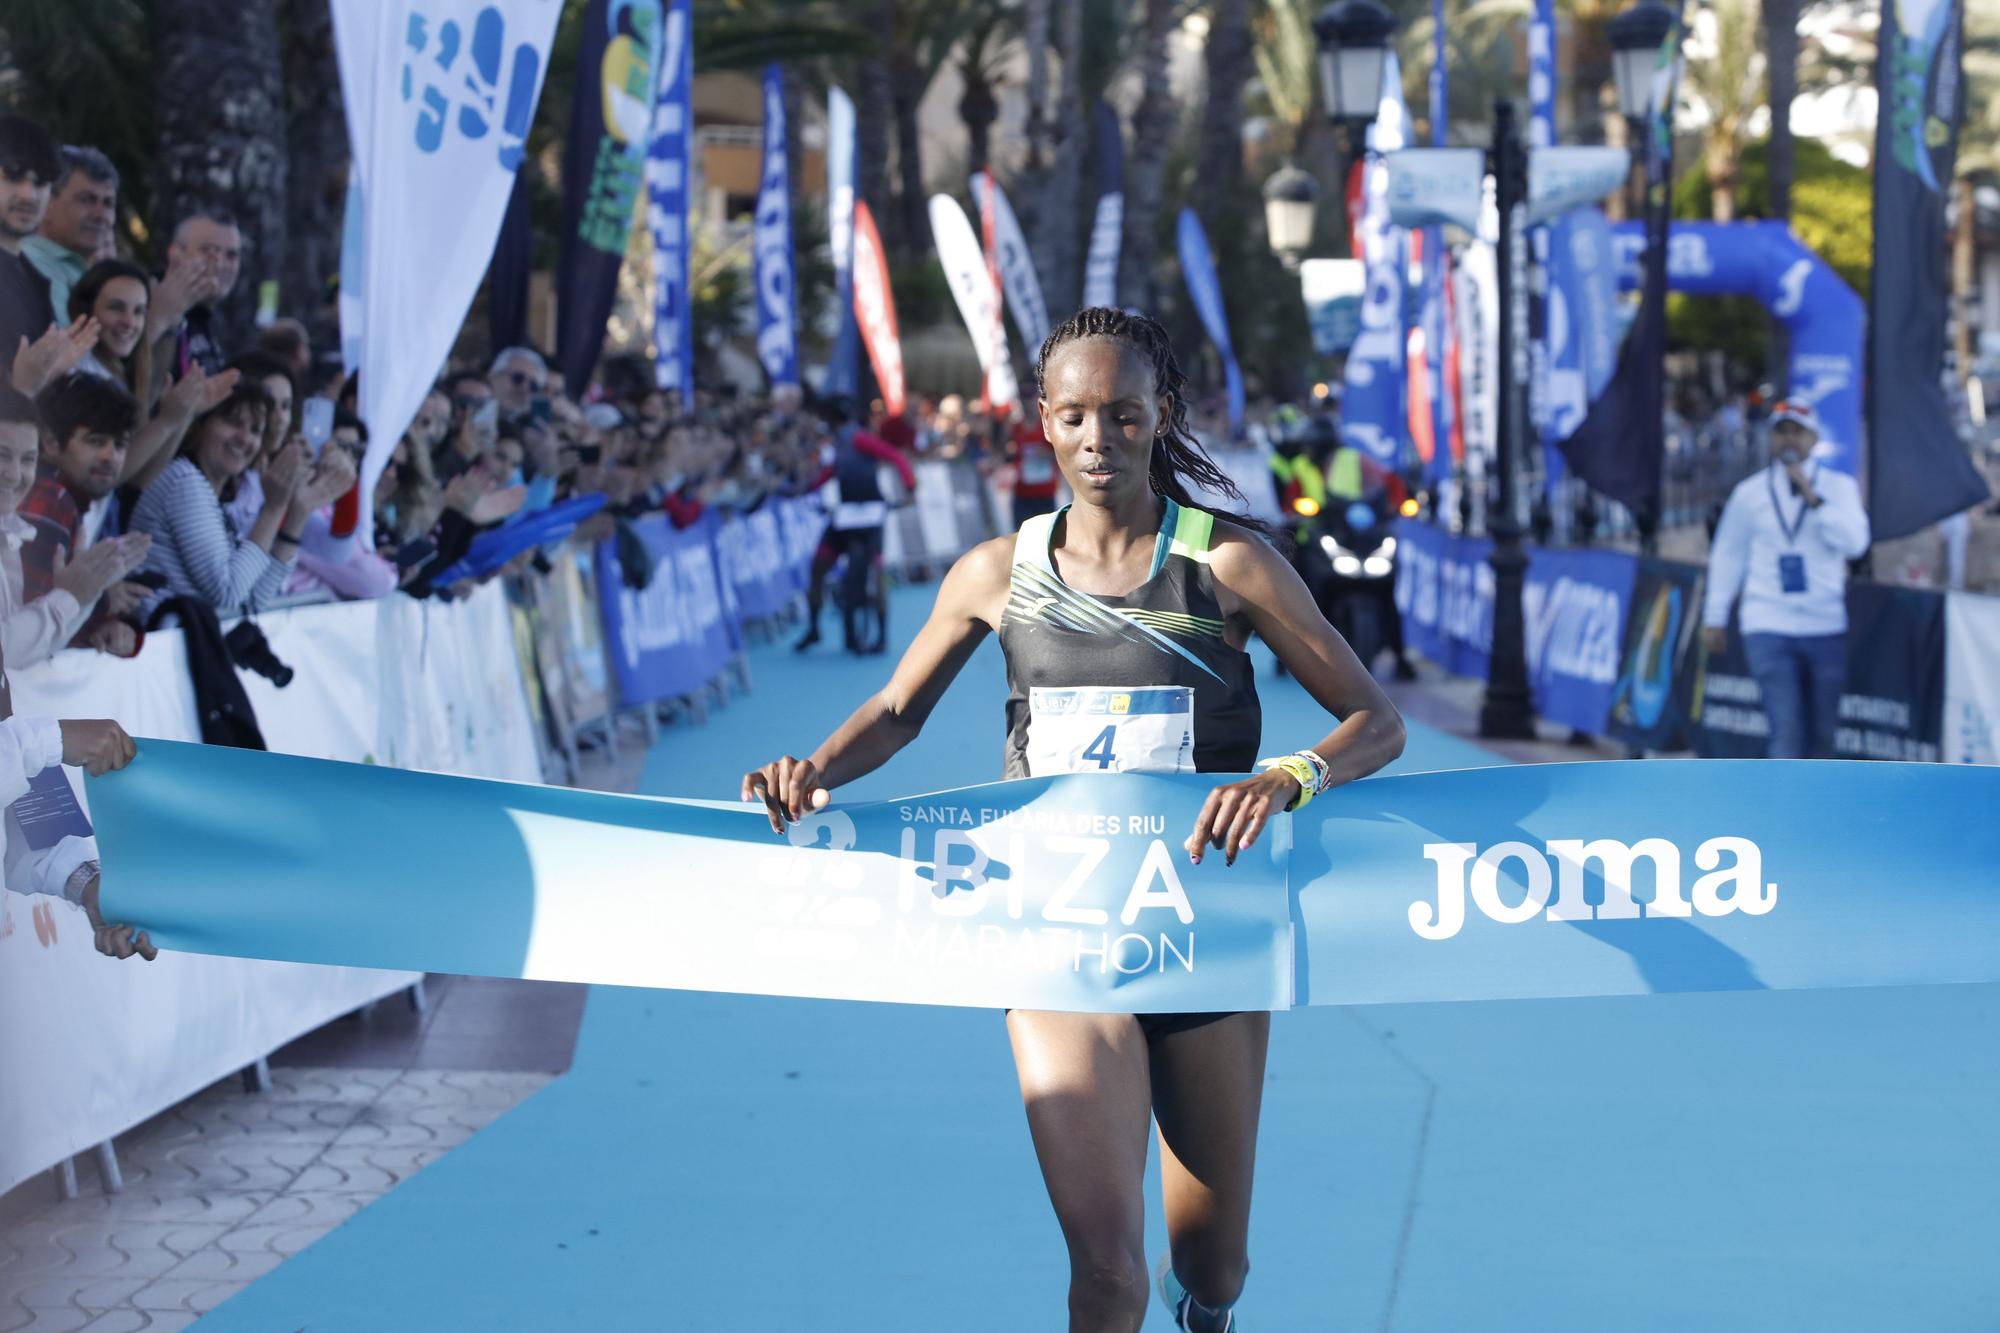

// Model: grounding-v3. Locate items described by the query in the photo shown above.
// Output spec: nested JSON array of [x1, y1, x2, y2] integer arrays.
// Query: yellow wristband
[[1256, 755, 1317, 812]]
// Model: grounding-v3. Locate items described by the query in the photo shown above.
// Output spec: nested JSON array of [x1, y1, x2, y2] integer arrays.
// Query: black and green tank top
[[998, 499, 1262, 779]]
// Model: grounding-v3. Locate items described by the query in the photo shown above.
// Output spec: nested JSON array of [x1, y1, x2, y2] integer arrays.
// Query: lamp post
[[1313, 0, 1399, 168], [1478, 96, 1537, 740], [1263, 164, 1320, 270]]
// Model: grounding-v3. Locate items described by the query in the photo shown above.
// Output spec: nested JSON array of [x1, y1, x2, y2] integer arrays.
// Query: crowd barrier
[[1392, 519, 1999, 762], [0, 584, 543, 1197]]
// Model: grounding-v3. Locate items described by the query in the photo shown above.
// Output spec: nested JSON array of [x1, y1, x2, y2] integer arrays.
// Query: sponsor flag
[[332, 0, 559, 549], [1554, 2, 1685, 516], [824, 86, 860, 400], [1420, 0, 1452, 483], [1341, 53, 1409, 467], [851, 200, 905, 417], [1175, 208, 1244, 437], [555, 0, 662, 392], [968, 172, 1051, 363], [753, 64, 800, 390], [1083, 99, 1124, 309], [930, 193, 1017, 410], [646, 0, 694, 403], [1867, 0, 1987, 539]]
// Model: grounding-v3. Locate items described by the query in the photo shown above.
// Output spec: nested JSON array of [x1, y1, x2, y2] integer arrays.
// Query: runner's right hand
[[741, 756, 829, 834]]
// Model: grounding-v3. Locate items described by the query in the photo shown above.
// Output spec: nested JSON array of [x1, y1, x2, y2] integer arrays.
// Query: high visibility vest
[[1327, 447, 1365, 501]]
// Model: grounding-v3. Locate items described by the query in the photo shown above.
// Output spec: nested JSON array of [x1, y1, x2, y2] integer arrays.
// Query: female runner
[[742, 308, 1405, 1333]]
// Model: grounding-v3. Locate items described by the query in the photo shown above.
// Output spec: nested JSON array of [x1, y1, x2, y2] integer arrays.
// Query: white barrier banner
[[1944, 591, 2000, 764]]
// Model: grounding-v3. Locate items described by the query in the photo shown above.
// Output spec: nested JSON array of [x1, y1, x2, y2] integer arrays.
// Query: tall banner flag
[[1546, 207, 1620, 440], [646, 0, 693, 404], [332, 0, 559, 550], [754, 64, 800, 391], [929, 193, 1018, 409], [850, 201, 905, 416], [823, 87, 860, 400], [1083, 99, 1124, 309], [1867, 0, 1986, 539], [555, 0, 662, 393], [1341, 53, 1409, 467], [1555, 2, 1685, 516], [968, 172, 1051, 360], [489, 168, 533, 354], [1528, 0, 1562, 498], [1421, 0, 1453, 484], [1175, 208, 1243, 437]]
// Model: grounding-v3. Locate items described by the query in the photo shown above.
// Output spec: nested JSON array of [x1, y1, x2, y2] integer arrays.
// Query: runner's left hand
[[1186, 769, 1300, 867]]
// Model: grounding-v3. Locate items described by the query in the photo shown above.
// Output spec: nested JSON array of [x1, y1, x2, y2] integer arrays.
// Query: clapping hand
[[148, 254, 215, 338], [11, 319, 102, 396], [260, 436, 310, 503], [297, 445, 358, 512]]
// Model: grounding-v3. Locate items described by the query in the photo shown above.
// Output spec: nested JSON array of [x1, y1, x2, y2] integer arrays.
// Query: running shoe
[[1154, 1253, 1236, 1332]]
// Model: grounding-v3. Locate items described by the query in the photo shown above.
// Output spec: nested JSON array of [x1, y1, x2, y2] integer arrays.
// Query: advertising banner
[[1606, 557, 1704, 750], [1868, 0, 1988, 537], [850, 201, 906, 417], [595, 511, 736, 705], [646, 0, 694, 401], [1944, 592, 2000, 764], [95, 746, 2000, 1012], [1300, 258, 1365, 356], [1693, 584, 1947, 762], [331, 0, 559, 548], [930, 193, 1018, 409], [754, 63, 800, 390], [1083, 98, 1124, 309], [1175, 208, 1244, 437], [1392, 519, 1493, 680], [555, 0, 662, 391], [1341, 54, 1409, 466], [968, 172, 1050, 360], [823, 85, 859, 400]]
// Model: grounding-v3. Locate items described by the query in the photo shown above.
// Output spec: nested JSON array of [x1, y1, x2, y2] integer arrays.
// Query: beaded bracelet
[[1256, 753, 1321, 812]]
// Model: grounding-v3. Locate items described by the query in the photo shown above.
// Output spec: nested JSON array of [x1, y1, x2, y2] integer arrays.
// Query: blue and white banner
[[1528, 0, 1560, 493], [596, 511, 737, 705], [1175, 208, 1243, 437], [717, 498, 820, 621], [1341, 53, 1409, 467], [754, 64, 799, 390], [968, 173, 1050, 361], [646, 0, 693, 402], [1544, 206, 1619, 440], [331, 0, 558, 549], [1394, 520, 1638, 734], [1420, 0, 1451, 487], [430, 493, 608, 586], [823, 86, 860, 400], [94, 746, 2000, 1009], [930, 193, 1018, 409], [1083, 99, 1123, 310]]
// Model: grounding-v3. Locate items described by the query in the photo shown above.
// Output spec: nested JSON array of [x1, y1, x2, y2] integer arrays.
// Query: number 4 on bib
[[1082, 725, 1119, 769]]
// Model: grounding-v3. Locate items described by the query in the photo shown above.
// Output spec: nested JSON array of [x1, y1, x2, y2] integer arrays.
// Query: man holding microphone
[[1701, 401, 1871, 758]]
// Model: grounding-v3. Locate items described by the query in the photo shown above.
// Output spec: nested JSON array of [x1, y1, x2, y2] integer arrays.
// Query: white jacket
[[1702, 462, 1870, 638]]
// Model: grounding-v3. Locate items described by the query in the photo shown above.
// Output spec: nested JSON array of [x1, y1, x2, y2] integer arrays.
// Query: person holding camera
[[128, 379, 355, 619]]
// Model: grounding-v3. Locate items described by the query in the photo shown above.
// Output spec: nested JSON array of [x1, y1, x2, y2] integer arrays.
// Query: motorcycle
[[1302, 497, 1415, 678]]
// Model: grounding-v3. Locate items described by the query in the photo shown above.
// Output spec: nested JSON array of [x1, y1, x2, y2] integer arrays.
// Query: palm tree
[[1762, 0, 1798, 220], [279, 0, 345, 349], [152, 0, 288, 351], [1195, 0, 1255, 228], [1122, 0, 1177, 311], [1683, 0, 1765, 221], [957, 7, 1018, 173]]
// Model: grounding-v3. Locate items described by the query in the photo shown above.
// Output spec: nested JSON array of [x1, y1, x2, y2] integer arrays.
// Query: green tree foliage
[[1666, 134, 1870, 373]]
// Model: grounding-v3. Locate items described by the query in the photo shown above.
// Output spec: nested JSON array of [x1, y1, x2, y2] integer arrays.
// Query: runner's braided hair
[[1035, 307, 1269, 534]]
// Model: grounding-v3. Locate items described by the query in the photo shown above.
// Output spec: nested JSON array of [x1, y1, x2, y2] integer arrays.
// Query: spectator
[[437, 395, 498, 483], [68, 259, 153, 402], [287, 409, 389, 601], [488, 346, 547, 428], [216, 351, 300, 540], [0, 115, 98, 396], [445, 368, 493, 418], [129, 380, 348, 617], [155, 206, 242, 378], [257, 317, 311, 380], [0, 387, 147, 663], [1006, 401, 1058, 526], [1701, 401, 1871, 758], [22, 146, 117, 323], [21, 373, 157, 654]]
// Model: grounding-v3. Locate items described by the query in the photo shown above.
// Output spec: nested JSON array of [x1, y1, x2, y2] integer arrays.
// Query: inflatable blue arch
[[1613, 220, 1864, 474]]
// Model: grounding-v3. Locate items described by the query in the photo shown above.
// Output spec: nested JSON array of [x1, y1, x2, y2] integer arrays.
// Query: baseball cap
[[1768, 400, 1822, 435]]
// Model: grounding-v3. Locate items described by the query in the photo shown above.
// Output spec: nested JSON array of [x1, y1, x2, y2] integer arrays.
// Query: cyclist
[[796, 397, 915, 655]]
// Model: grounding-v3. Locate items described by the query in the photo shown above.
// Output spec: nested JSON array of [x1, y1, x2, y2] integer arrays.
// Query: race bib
[[1026, 686, 1194, 776]]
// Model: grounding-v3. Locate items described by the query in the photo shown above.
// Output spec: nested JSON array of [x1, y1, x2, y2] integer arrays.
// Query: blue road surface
[[200, 584, 2000, 1330]]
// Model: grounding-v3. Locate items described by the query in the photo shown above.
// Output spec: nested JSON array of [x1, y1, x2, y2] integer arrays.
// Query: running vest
[[998, 499, 1262, 779]]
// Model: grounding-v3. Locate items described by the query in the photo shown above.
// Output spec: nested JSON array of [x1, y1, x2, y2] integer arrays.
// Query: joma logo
[[1412, 837, 1775, 941]]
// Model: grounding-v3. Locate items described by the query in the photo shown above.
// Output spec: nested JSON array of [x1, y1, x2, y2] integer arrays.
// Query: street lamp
[[1263, 164, 1320, 269], [1313, 0, 1399, 151], [1609, 0, 1676, 131]]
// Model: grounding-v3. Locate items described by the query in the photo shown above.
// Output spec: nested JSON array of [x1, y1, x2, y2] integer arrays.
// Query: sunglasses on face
[[506, 371, 546, 390]]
